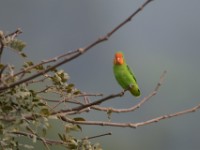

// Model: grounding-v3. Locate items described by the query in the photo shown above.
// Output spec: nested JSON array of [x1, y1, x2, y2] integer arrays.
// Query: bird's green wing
[[126, 65, 137, 82]]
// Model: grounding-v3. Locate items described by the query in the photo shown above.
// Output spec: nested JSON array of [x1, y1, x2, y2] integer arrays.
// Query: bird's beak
[[116, 57, 123, 65]]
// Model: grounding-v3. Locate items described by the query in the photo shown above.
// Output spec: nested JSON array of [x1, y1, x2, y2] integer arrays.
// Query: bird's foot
[[120, 85, 134, 96], [120, 89, 126, 96]]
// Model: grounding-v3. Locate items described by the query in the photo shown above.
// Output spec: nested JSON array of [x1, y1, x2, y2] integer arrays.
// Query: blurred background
[[1, 0, 200, 149]]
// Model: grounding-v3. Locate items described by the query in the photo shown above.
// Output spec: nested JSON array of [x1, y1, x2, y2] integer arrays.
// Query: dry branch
[[0, 0, 154, 92], [60, 103, 200, 128]]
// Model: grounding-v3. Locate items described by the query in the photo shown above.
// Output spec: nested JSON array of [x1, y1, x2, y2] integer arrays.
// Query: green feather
[[113, 52, 140, 97], [127, 65, 137, 82]]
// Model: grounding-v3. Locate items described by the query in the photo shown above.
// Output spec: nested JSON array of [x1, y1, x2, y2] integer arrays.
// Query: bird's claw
[[120, 89, 126, 96], [120, 84, 134, 96]]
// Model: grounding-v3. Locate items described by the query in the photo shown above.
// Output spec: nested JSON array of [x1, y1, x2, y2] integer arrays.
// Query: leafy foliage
[[0, 30, 101, 150]]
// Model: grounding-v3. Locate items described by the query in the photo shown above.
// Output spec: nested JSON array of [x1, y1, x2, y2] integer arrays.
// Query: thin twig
[[5, 28, 22, 39], [83, 132, 112, 140]]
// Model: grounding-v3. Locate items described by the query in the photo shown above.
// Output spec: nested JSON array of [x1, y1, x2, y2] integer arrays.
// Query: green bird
[[113, 51, 140, 97]]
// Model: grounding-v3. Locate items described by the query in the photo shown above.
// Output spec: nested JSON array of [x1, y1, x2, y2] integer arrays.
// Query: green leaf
[[20, 52, 27, 58], [47, 65, 57, 72], [34, 64, 44, 70], [0, 64, 5, 69], [66, 88, 72, 93], [0, 123, 4, 134], [40, 108, 50, 116], [42, 128, 47, 136], [73, 90, 81, 95], [37, 102, 46, 106], [9, 39, 26, 51], [58, 133, 64, 141], [26, 61, 34, 66], [76, 125, 82, 132], [65, 124, 82, 133], [68, 83, 74, 88], [107, 109, 112, 120], [2, 105, 13, 113], [57, 70, 69, 82], [32, 98, 40, 102], [68, 143, 78, 149], [93, 143, 102, 150], [73, 117, 85, 121]]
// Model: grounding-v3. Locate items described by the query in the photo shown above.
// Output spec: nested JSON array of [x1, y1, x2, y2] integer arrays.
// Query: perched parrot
[[113, 51, 140, 97]]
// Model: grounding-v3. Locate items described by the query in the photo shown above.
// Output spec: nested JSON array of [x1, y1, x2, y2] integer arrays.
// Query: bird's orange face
[[114, 52, 124, 65]]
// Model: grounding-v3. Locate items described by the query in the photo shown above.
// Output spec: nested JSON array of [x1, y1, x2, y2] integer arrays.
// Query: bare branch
[[60, 103, 200, 128], [51, 91, 125, 115], [0, 0, 153, 92], [132, 104, 200, 127], [5, 28, 22, 39], [9, 131, 65, 145]]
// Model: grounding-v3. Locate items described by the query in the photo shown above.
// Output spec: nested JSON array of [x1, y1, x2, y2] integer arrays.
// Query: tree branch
[[60, 103, 200, 128], [50, 91, 125, 116], [9, 131, 65, 145], [0, 0, 153, 92]]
